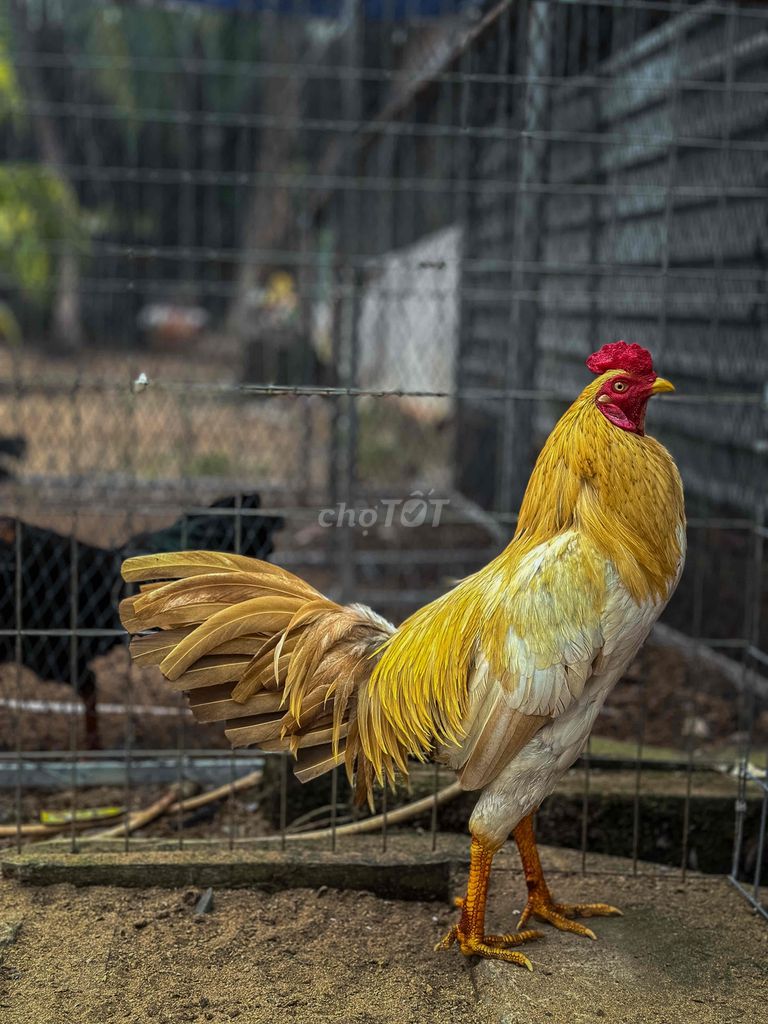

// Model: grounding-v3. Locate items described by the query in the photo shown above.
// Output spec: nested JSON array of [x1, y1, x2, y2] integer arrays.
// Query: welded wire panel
[[0, 0, 765, 928]]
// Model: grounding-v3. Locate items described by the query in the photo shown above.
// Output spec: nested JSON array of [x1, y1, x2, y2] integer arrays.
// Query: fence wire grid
[[0, 0, 766, 920]]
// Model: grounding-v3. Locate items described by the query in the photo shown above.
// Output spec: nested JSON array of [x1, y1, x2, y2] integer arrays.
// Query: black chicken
[[0, 435, 26, 481], [0, 494, 282, 748]]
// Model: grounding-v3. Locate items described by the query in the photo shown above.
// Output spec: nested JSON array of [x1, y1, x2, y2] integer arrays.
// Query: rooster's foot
[[513, 814, 622, 940], [436, 896, 541, 967], [436, 836, 543, 969], [518, 894, 622, 940]]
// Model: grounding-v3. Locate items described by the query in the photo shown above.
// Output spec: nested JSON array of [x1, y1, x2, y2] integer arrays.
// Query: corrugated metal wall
[[459, 1, 768, 515]]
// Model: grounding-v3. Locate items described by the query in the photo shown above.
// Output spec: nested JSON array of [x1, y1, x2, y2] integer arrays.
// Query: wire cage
[[0, 0, 766, 921]]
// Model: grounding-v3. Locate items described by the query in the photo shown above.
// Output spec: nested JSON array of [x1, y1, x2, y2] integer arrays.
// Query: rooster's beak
[[650, 377, 675, 395]]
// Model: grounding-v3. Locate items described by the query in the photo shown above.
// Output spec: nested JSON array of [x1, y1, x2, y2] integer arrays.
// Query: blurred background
[[0, 0, 765, 913]]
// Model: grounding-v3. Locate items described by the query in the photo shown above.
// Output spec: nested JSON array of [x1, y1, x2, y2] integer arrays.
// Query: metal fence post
[[499, 0, 552, 516]]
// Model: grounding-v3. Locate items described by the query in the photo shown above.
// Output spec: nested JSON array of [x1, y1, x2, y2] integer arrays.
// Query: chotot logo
[[318, 491, 449, 534]]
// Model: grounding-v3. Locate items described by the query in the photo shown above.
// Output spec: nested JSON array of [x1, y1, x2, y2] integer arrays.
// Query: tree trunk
[[226, 25, 303, 342], [9, 0, 83, 352]]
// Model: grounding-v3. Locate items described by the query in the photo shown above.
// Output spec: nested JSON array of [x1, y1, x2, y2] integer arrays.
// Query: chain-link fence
[[0, 0, 765, 921]]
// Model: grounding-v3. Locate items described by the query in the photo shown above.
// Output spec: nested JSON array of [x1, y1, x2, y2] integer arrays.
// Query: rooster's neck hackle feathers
[[512, 373, 684, 602]]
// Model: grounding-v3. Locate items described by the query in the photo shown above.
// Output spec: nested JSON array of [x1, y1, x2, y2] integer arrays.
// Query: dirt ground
[[0, 845, 766, 1024]]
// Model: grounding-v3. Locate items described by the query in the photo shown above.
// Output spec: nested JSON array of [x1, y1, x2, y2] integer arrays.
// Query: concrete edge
[[0, 847, 465, 902]]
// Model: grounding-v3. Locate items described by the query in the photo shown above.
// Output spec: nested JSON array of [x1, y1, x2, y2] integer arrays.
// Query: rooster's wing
[[441, 530, 655, 791]]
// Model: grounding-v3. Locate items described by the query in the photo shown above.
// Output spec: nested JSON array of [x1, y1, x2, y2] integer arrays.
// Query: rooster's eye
[[612, 381, 628, 393]]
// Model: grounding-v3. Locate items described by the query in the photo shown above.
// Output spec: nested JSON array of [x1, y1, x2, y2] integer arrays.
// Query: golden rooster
[[120, 341, 684, 969]]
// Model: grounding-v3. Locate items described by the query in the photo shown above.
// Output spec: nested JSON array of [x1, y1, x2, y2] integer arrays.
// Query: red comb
[[586, 341, 655, 377]]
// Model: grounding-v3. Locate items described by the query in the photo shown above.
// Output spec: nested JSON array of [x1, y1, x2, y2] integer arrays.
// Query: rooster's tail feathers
[[120, 552, 395, 805]]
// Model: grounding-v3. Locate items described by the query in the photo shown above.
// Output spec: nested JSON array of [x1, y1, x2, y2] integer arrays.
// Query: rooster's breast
[[466, 548, 682, 850]]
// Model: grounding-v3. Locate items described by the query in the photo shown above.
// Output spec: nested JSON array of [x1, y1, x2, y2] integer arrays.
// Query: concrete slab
[[1, 839, 456, 901]]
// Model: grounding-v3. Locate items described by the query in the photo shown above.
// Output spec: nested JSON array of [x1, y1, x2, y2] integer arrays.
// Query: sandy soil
[[0, 845, 766, 1024]]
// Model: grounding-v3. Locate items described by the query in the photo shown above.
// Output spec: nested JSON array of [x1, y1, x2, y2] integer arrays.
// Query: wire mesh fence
[[0, 0, 766, 920]]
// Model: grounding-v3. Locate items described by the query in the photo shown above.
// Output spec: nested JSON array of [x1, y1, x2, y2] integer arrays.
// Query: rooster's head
[[585, 341, 674, 436]]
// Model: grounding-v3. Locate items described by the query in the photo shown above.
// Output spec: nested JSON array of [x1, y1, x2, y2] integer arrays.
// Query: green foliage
[[0, 1, 266, 331], [86, 7, 139, 125], [0, 165, 88, 300], [184, 451, 234, 478], [61, 3, 262, 140], [0, 10, 24, 122], [0, 300, 22, 345]]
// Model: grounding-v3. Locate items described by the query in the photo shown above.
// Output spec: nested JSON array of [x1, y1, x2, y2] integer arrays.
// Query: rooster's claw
[[436, 922, 541, 968], [518, 897, 622, 940]]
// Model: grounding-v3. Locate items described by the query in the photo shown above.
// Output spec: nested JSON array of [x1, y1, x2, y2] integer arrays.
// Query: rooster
[[120, 342, 684, 969]]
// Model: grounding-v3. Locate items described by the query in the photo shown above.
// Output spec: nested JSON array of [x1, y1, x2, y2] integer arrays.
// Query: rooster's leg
[[513, 813, 622, 939], [435, 835, 541, 968]]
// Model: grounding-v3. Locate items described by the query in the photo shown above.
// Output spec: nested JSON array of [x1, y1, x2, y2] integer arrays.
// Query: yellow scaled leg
[[435, 835, 542, 968], [513, 813, 622, 940]]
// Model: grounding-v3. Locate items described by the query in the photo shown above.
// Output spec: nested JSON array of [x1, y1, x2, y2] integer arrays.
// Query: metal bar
[[68, 530, 79, 855], [280, 755, 288, 853], [8, 242, 768, 283], [13, 272, 768, 313], [747, 646, 768, 670], [336, 0, 362, 608], [728, 877, 768, 924], [753, 788, 768, 903], [632, 679, 647, 877], [381, 783, 388, 855], [228, 494, 244, 854], [15, 158, 768, 192], [174, 513, 190, 852], [580, 737, 591, 876], [681, 711, 695, 883], [330, 767, 338, 854], [0, 750, 264, 762], [125, 380, 768, 405], [431, 763, 440, 853], [655, 14, 683, 362], [122, 597, 135, 855], [0, 513, 756, 533], [13, 519, 23, 855], [12, 27, 768, 83], [14, 80, 768, 139], [0, 512, 757, 536]]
